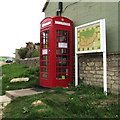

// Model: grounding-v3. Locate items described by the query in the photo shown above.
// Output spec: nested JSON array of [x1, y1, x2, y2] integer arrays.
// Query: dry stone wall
[[79, 53, 120, 95], [16, 57, 39, 68]]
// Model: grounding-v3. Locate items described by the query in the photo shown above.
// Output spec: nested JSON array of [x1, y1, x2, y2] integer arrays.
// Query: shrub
[[18, 48, 27, 59], [31, 47, 40, 58]]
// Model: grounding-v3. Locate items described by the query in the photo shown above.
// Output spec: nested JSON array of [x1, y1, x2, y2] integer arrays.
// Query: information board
[[75, 19, 106, 54]]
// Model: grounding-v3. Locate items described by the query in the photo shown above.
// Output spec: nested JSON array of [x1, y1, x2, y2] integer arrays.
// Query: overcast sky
[[0, 0, 47, 57]]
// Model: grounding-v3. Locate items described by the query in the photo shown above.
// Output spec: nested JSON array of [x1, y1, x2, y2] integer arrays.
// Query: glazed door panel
[[40, 30, 49, 80]]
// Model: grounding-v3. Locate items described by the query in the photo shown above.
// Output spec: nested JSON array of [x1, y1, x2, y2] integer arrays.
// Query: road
[[0, 61, 7, 66]]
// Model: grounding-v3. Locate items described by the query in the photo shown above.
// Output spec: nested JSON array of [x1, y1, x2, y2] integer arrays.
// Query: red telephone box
[[40, 16, 73, 88]]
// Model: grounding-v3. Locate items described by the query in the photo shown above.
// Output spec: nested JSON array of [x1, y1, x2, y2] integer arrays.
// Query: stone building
[[16, 42, 40, 67], [26, 42, 35, 58], [15, 49, 20, 60], [15, 42, 40, 59], [26, 42, 40, 58], [42, 0, 120, 94]]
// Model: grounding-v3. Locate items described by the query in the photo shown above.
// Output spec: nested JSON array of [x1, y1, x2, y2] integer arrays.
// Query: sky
[[0, 0, 47, 57]]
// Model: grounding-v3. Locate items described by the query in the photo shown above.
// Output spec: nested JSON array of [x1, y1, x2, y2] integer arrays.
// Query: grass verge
[[2, 62, 39, 95], [3, 83, 120, 119]]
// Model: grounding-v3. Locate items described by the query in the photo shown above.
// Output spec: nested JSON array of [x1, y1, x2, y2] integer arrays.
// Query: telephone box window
[[56, 55, 69, 61], [42, 55, 48, 60], [56, 60, 69, 66], [42, 44, 48, 49], [42, 74, 48, 79], [56, 74, 66, 79], [57, 68, 69, 73], [57, 30, 68, 36], [42, 31, 48, 42], [42, 61, 48, 66], [56, 49, 69, 54], [42, 67, 48, 72], [56, 74, 69, 80], [40, 30, 49, 80], [57, 36, 67, 42]]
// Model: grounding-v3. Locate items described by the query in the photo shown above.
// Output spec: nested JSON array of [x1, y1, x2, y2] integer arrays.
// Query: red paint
[[40, 16, 73, 88]]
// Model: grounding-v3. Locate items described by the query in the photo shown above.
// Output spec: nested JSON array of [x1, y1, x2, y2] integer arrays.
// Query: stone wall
[[16, 57, 39, 68], [79, 53, 120, 95]]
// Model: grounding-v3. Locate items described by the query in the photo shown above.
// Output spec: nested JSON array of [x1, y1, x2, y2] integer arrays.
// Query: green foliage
[[18, 47, 27, 59], [22, 107, 29, 114], [31, 47, 40, 58], [2, 63, 39, 94], [18, 46, 40, 59], [3, 83, 120, 119], [52, 87, 66, 94]]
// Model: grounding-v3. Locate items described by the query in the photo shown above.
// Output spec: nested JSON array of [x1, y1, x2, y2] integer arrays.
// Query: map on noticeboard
[[77, 23, 101, 52]]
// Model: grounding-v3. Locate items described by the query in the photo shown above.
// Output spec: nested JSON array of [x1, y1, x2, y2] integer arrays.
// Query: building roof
[[42, 0, 50, 12]]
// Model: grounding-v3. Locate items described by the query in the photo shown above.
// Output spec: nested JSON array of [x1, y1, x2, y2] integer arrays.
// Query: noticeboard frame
[[75, 19, 107, 95], [75, 19, 106, 54]]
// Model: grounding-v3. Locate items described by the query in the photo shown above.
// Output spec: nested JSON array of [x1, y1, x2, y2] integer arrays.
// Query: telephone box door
[[40, 29, 50, 86]]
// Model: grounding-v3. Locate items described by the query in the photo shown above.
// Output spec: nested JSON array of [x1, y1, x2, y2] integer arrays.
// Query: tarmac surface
[[0, 61, 7, 66]]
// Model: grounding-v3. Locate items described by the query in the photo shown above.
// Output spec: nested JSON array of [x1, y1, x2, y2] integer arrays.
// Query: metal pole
[[75, 54, 78, 86], [103, 51, 107, 95], [0, 64, 2, 95], [102, 19, 107, 96]]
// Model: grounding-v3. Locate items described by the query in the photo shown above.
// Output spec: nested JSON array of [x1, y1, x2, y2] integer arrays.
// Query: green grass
[[2, 62, 39, 95], [3, 83, 120, 119]]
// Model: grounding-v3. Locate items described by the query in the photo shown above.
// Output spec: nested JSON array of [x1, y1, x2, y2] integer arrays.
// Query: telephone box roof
[[40, 16, 72, 24]]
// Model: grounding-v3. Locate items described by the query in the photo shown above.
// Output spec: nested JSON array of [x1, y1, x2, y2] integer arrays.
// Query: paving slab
[[0, 106, 3, 120], [5, 88, 46, 99], [0, 95, 11, 104], [0, 95, 12, 120], [0, 113, 2, 120]]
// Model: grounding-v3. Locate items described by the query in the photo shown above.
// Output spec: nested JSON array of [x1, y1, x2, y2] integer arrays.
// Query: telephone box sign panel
[[42, 49, 48, 55], [42, 21, 51, 27], [75, 19, 106, 54], [55, 21, 70, 26]]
